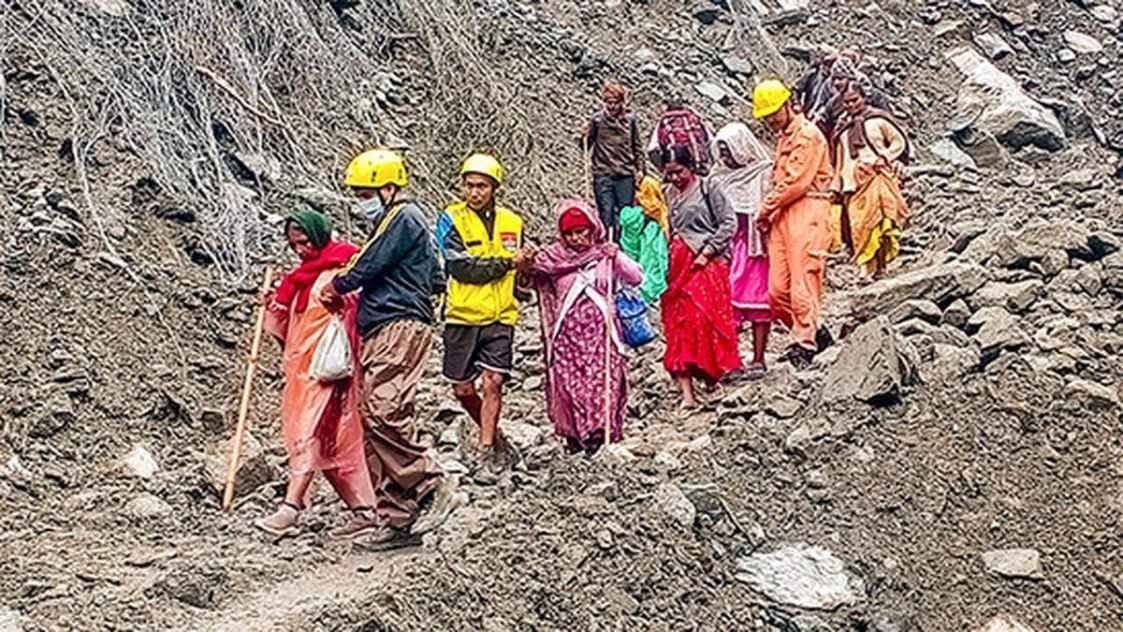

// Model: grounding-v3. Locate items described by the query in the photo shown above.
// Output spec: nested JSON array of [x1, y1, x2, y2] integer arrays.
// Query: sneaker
[[253, 503, 301, 538], [411, 477, 467, 536], [328, 507, 381, 541], [355, 526, 420, 552]]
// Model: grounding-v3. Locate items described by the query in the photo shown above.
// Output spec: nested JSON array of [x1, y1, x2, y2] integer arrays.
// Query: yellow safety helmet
[[751, 80, 793, 119], [344, 149, 408, 188], [459, 153, 505, 185]]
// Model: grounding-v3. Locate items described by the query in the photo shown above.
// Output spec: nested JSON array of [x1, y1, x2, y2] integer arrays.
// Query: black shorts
[[442, 323, 514, 383]]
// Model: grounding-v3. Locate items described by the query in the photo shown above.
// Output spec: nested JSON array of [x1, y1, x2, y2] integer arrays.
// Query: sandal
[[745, 363, 767, 380], [254, 502, 302, 538]]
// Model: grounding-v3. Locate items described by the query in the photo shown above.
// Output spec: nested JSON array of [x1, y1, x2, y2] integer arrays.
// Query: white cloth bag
[[309, 318, 353, 382]]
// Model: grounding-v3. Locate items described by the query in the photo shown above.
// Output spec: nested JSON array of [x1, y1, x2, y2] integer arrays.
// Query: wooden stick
[[222, 265, 274, 512], [603, 227, 615, 447]]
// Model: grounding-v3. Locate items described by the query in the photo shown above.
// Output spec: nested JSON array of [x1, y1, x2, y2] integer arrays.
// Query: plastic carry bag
[[614, 286, 656, 349], [309, 318, 353, 382]]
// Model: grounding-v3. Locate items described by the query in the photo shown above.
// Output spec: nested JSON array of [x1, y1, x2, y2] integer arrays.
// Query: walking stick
[[222, 265, 274, 512], [603, 227, 615, 447]]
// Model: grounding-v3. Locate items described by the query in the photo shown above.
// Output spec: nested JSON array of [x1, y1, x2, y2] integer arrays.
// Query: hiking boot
[[328, 507, 381, 541], [411, 477, 467, 536], [254, 502, 301, 538]]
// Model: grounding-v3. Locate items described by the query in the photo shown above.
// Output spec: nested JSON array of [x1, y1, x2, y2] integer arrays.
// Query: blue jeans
[[593, 175, 635, 240]]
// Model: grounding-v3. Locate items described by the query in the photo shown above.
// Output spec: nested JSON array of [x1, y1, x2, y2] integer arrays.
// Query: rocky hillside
[[1, 0, 1122, 631]]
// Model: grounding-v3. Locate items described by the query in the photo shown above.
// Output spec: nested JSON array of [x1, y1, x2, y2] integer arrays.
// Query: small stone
[[721, 55, 754, 77], [785, 418, 830, 458], [981, 548, 1043, 580], [1091, 5, 1119, 24], [928, 139, 978, 170], [970, 280, 1043, 313], [655, 482, 696, 529], [126, 493, 173, 519], [653, 451, 683, 472], [30, 393, 76, 439], [0, 608, 23, 631], [695, 81, 728, 104], [942, 299, 972, 328], [120, 445, 159, 479], [632, 47, 658, 65], [765, 394, 803, 419], [1058, 49, 1077, 64], [693, 4, 721, 24], [974, 32, 1014, 59], [522, 375, 543, 392], [1063, 31, 1104, 55], [502, 421, 544, 451], [973, 614, 1036, 632]]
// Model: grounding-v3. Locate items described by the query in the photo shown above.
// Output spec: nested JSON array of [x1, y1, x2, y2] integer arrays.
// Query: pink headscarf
[[532, 199, 620, 357]]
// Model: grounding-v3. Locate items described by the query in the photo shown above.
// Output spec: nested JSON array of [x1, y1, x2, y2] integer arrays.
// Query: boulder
[[967, 307, 1029, 355], [925, 344, 981, 384], [969, 280, 1043, 313], [944, 47, 1066, 151], [981, 548, 1043, 580], [996, 220, 1092, 266], [838, 263, 989, 321], [202, 432, 275, 498], [823, 318, 913, 405], [736, 544, 865, 610], [974, 614, 1036, 632], [889, 299, 942, 325]]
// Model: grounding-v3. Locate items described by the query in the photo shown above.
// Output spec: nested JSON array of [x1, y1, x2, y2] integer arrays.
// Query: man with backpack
[[579, 81, 644, 240]]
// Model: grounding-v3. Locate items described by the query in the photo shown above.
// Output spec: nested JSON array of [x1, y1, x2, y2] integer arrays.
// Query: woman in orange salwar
[[256, 209, 380, 539]]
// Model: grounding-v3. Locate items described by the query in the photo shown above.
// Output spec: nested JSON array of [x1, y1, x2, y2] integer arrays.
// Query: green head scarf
[[286, 208, 333, 249]]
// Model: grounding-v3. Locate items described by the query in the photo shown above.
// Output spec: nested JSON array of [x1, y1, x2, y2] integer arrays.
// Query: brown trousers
[[360, 319, 443, 528]]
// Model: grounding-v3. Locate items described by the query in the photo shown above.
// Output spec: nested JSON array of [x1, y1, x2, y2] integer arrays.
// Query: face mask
[[356, 195, 385, 222]]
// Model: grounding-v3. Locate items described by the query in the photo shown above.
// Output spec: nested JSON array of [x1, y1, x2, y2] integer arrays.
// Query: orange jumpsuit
[[761, 113, 833, 351]]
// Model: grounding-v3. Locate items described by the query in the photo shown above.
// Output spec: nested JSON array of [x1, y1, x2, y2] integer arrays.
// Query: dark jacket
[[332, 200, 445, 337]]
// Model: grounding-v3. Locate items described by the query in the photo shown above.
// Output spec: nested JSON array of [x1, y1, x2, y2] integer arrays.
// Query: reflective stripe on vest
[[444, 202, 523, 326]]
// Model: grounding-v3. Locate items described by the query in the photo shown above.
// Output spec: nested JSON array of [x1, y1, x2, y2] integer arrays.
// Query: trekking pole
[[222, 265, 274, 512], [583, 137, 594, 201]]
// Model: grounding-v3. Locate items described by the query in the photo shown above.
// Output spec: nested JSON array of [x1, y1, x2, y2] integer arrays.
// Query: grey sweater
[[666, 178, 736, 257]]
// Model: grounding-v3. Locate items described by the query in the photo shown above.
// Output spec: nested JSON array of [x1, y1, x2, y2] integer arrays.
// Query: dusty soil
[[2, 0, 1122, 630]]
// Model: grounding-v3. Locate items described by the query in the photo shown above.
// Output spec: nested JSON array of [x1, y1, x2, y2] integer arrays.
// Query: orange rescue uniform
[[760, 113, 833, 351]]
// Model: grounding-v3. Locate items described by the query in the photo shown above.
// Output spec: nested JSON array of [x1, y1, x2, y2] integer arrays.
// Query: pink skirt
[[730, 217, 773, 324]]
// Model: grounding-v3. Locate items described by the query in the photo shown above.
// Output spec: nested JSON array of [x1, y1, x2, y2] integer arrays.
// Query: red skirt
[[661, 238, 742, 382]]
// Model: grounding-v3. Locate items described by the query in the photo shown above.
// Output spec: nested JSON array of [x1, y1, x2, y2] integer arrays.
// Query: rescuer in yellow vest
[[435, 153, 530, 476]]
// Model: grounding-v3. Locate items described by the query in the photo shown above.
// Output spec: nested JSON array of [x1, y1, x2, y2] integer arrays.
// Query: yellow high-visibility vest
[[444, 202, 523, 326]]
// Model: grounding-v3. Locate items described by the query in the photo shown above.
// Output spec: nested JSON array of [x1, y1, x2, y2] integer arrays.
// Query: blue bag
[[614, 286, 656, 348]]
